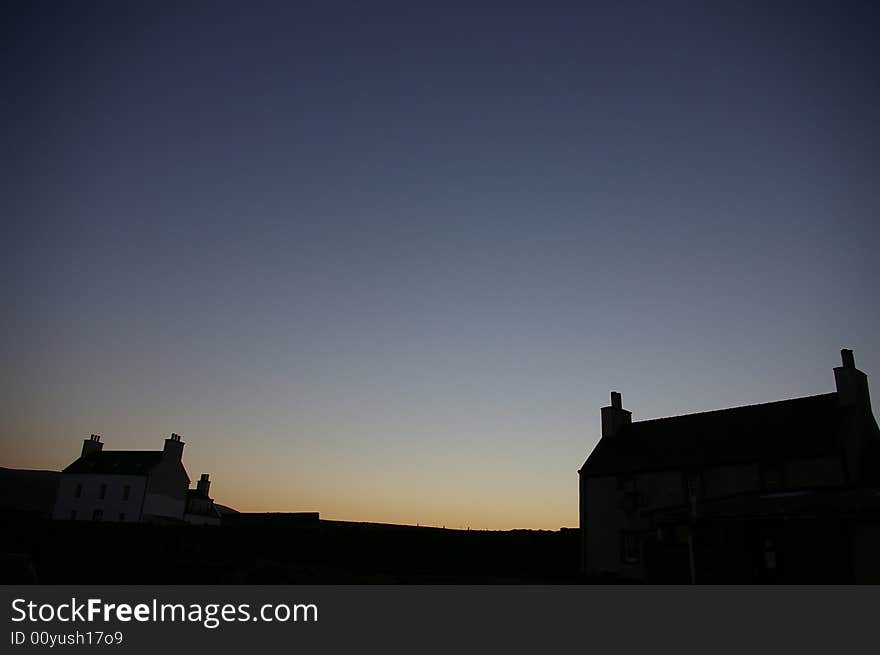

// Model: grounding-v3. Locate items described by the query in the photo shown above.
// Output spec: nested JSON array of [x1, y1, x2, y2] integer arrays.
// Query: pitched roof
[[581, 392, 851, 477], [62, 451, 164, 475]]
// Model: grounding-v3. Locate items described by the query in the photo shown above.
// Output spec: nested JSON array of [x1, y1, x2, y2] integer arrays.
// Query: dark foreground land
[[1, 511, 580, 584]]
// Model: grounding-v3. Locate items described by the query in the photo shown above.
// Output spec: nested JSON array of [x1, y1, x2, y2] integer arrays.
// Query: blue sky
[[2, 1, 878, 528]]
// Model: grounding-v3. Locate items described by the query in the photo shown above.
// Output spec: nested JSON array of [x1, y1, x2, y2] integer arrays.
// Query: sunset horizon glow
[[3, 2, 879, 530]]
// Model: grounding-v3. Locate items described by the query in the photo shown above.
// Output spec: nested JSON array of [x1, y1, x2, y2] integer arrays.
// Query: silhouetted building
[[184, 473, 222, 525], [52, 433, 191, 523], [578, 349, 880, 582]]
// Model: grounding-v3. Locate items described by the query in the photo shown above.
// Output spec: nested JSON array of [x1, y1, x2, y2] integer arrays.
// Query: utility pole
[[687, 492, 698, 584]]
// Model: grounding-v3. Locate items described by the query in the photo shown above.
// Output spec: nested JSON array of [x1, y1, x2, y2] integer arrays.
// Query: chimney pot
[[841, 349, 855, 369], [81, 434, 104, 458], [163, 433, 185, 460], [611, 391, 622, 409]]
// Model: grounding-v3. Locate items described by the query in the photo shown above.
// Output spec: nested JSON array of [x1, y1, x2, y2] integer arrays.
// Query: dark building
[[578, 349, 880, 582], [184, 473, 222, 525]]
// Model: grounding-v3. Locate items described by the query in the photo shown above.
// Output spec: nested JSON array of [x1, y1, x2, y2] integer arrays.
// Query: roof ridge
[[82, 450, 164, 456], [630, 392, 838, 426], [62, 450, 167, 474]]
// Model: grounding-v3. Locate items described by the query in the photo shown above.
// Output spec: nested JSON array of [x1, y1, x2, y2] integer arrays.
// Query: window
[[70, 510, 77, 521], [763, 538, 777, 571], [92, 508, 103, 522], [119, 513, 126, 522], [74, 483, 82, 499], [621, 532, 641, 564], [123, 485, 131, 501], [685, 471, 704, 499], [99, 483, 107, 500]]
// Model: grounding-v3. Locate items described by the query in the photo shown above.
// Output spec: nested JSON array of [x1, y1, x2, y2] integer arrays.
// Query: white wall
[[141, 457, 189, 521], [142, 491, 186, 520], [52, 474, 147, 522]]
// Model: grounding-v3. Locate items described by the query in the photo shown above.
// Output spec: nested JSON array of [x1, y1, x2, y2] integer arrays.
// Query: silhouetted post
[[687, 492, 698, 584]]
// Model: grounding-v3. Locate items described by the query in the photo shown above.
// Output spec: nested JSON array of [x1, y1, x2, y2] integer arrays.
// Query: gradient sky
[[2, 1, 879, 529]]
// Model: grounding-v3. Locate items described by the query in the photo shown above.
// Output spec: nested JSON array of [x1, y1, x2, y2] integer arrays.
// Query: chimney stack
[[163, 432, 185, 460], [81, 434, 103, 458], [197, 473, 211, 496], [601, 391, 632, 438], [834, 349, 871, 408]]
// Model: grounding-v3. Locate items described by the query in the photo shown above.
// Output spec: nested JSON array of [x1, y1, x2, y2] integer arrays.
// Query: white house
[[52, 433, 192, 523]]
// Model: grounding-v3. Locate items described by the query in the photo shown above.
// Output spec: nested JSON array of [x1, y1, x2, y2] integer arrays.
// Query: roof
[[581, 392, 852, 477], [62, 451, 164, 475]]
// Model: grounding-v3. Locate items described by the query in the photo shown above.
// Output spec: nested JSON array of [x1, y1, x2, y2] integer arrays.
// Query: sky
[[2, 1, 879, 529]]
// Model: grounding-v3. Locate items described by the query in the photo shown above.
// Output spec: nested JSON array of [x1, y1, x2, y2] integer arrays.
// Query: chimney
[[601, 391, 632, 438], [81, 434, 103, 458], [163, 432, 185, 460], [834, 349, 871, 408], [197, 473, 211, 496]]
